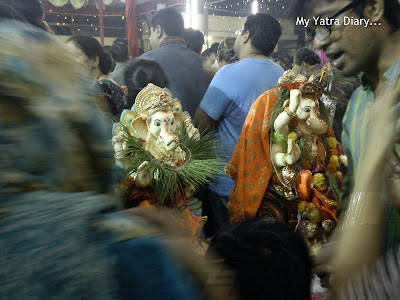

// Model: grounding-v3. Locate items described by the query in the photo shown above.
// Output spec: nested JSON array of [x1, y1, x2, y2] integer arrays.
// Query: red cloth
[[126, 0, 139, 58]]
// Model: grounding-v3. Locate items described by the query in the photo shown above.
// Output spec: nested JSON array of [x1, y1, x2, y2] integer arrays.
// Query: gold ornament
[[284, 107, 297, 119], [281, 166, 297, 188], [135, 83, 174, 117]]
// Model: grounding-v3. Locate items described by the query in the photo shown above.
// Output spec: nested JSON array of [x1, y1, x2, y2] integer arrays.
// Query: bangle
[[282, 153, 289, 166], [340, 192, 388, 231], [284, 107, 296, 119]]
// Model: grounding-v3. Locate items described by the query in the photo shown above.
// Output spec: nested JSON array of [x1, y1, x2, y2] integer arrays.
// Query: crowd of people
[[0, 0, 399, 299]]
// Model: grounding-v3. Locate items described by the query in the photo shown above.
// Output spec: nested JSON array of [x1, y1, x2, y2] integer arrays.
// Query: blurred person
[[321, 83, 400, 299], [0, 21, 212, 300], [292, 47, 322, 76], [207, 219, 312, 300], [217, 37, 237, 68], [184, 28, 205, 55], [103, 45, 116, 73], [1, 0, 54, 34], [142, 7, 209, 117], [270, 52, 292, 70], [288, 0, 400, 293], [110, 38, 130, 86], [114, 37, 129, 47], [124, 57, 169, 107], [0, 3, 26, 21], [201, 43, 219, 61], [202, 38, 236, 80], [202, 42, 220, 80], [195, 13, 283, 237], [67, 35, 128, 118]]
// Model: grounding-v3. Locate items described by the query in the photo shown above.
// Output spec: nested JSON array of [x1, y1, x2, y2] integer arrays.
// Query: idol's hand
[[289, 89, 301, 112], [286, 140, 301, 165]]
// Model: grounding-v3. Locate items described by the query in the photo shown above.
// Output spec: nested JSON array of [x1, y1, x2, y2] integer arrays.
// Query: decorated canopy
[[48, 0, 124, 10]]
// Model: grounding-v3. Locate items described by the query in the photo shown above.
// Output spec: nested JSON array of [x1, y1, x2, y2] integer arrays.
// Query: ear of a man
[[155, 25, 164, 39]]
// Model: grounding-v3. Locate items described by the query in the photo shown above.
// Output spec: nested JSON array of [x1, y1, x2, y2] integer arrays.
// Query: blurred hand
[[43, 21, 55, 36], [385, 135, 400, 213], [312, 242, 336, 288]]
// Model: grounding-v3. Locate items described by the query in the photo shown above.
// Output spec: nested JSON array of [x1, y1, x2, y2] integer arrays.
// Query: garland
[[118, 125, 223, 205]]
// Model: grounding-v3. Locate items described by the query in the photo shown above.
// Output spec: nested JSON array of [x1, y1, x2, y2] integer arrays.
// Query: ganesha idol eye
[[154, 120, 161, 127]]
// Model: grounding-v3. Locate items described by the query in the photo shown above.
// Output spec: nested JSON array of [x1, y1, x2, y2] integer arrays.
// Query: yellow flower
[[288, 131, 298, 142], [330, 155, 340, 168], [298, 201, 307, 213], [327, 137, 338, 149], [306, 202, 316, 212], [313, 173, 326, 188]]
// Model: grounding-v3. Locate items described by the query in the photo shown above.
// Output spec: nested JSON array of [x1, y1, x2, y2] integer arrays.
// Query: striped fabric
[[341, 58, 400, 249]]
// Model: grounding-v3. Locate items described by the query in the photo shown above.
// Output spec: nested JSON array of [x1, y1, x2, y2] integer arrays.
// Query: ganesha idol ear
[[173, 111, 182, 128], [173, 99, 183, 115], [121, 110, 137, 135], [131, 115, 148, 140]]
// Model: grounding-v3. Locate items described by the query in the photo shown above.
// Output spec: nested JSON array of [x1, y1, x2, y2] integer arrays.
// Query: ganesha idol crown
[[135, 83, 174, 117]]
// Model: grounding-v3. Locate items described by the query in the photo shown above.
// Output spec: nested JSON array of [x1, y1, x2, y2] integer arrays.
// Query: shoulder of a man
[[199, 64, 238, 120]]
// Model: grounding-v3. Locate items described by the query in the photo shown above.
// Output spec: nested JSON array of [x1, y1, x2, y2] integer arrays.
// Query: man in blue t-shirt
[[195, 13, 284, 237]]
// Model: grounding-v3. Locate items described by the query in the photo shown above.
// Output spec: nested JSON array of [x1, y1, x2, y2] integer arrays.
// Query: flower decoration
[[313, 173, 326, 191], [329, 148, 338, 156], [298, 201, 307, 213], [327, 137, 338, 149], [326, 128, 335, 137], [329, 155, 340, 168], [337, 143, 344, 155], [306, 202, 316, 212], [313, 162, 325, 173], [288, 131, 298, 142], [303, 161, 312, 170], [296, 129, 304, 138], [326, 163, 337, 174]]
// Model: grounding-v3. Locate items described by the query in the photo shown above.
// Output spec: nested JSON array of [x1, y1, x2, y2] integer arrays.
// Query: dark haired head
[[353, 0, 399, 31], [124, 58, 169, 106], [1, 0, 44, 28], [201, 48, 210, 59], [113, 37, 129, 47], [209, 42, 219, 54], [110, 41, 129, 63], [103, 46, 116, 73], [184, 28, 205, 55], [294, 47, 321, 66], [67, 36, 112, 75], [151, 7, 184, 37], [241, 13, 281, 57], [201, 43, 219, 59], [207, 219, 311, 300], [218, 37, 237, 64]]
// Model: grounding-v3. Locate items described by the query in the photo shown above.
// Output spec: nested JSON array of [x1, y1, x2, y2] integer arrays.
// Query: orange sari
[[226, 88, 280, 222]]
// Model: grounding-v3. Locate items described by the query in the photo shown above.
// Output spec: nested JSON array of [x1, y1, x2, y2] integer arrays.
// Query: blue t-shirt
[[200, 58, 284, 197]]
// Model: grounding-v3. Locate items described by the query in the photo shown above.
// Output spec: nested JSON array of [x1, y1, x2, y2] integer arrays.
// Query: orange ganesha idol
[[226, 67, 347, 255]]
